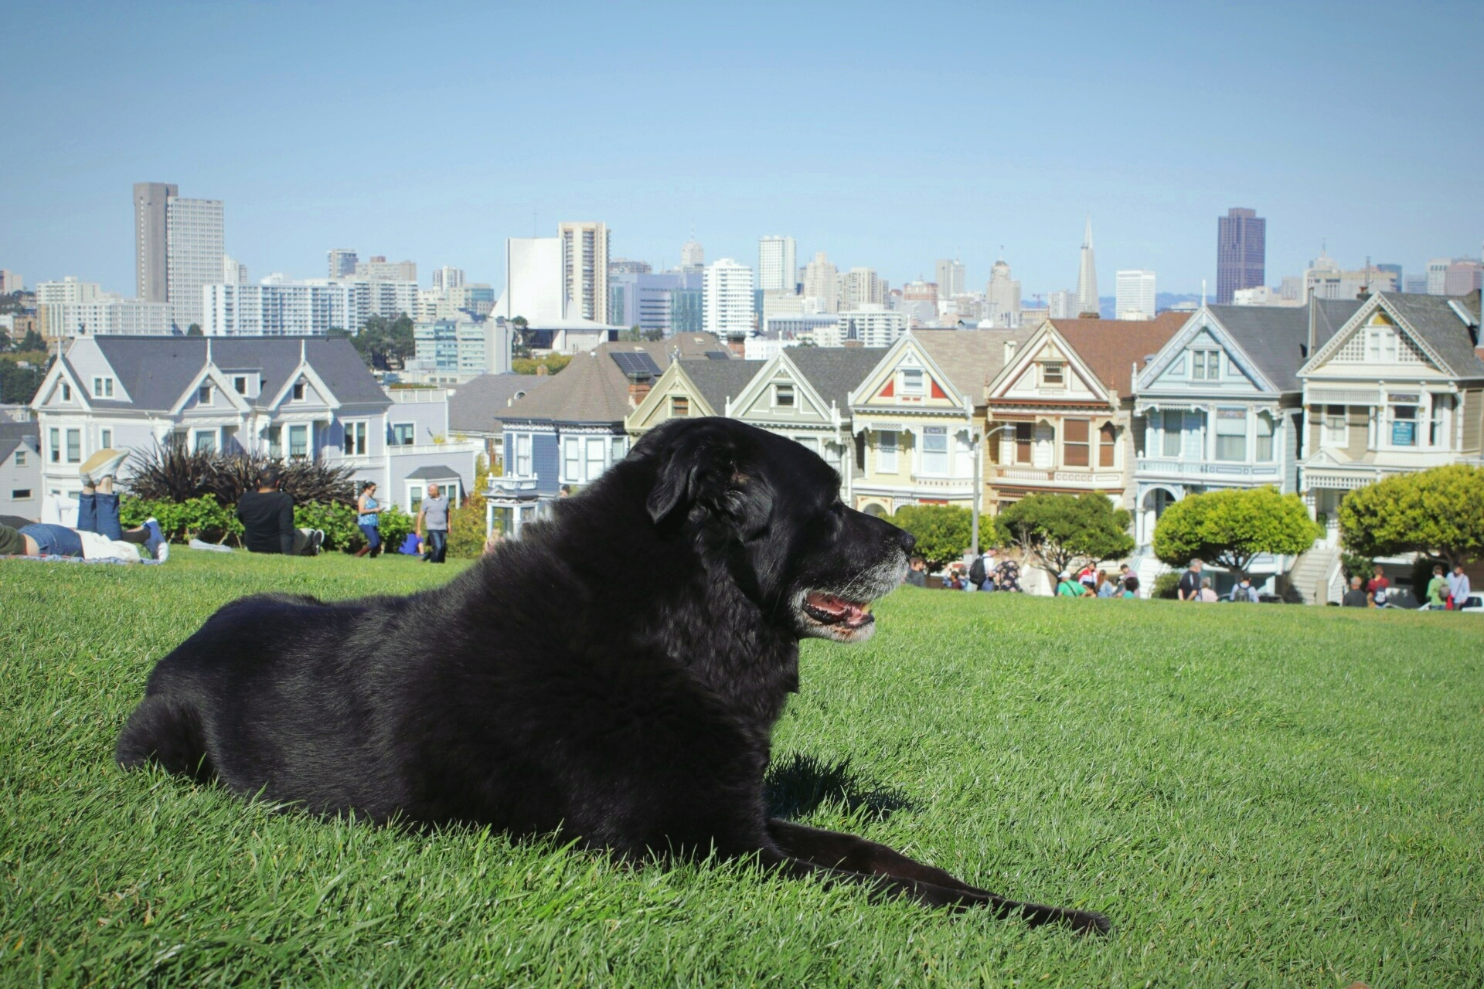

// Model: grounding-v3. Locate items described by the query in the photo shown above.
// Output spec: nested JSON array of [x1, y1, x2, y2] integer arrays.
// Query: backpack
[[969, 554, 987, 587]]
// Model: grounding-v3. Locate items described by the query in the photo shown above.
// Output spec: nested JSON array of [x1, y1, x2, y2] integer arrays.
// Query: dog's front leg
[[765, 819, 1109, 934]]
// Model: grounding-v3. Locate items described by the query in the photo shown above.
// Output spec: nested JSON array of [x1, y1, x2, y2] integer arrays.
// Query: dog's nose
[[898, 530, 916, 553]]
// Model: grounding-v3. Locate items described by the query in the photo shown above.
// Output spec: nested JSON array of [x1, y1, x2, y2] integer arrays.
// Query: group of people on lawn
[[0, 450, 452, 565]]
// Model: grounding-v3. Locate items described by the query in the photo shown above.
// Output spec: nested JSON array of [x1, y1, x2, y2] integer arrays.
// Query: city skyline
[[2, 1, 1480, 299]]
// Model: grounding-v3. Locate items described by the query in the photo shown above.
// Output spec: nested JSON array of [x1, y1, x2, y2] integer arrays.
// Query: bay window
[[343, 421, 367, 456], [1098, 423, 1116, 467], [1161, 411, 1182, 457], [1429, 395, 1451, 447], [1063, 418, 1090, 467], [921, 427, 948, 475], [515, 434, 532, 476], [1015, 423, 1033, 464], [66, 429, 81, 463], [563, 437, 580, 481], [288, 424, 309, 460], [1214, 408, 1246, 461], [585, 437, 605, 480], [1387, 396, 1418, 447], [1323, 405, 1346, 446], [1255, 412, 1275, 461], [877, 430, 899, 472]]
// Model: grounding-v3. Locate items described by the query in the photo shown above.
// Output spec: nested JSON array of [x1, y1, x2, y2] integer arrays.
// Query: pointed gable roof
[[1050, 312, 1184, 399], [1203, 305, 1311, 392], [1309, 298, 1363, 353], [677, 358, 764, 415], [1302, 292, 1484, 378], [912, 328, 1037, 402], [448, 373, 550, 433], [782, 347, 885, 411]]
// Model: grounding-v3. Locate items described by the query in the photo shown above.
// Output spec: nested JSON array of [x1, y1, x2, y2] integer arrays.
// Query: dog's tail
[[115, 695, 214, 782]]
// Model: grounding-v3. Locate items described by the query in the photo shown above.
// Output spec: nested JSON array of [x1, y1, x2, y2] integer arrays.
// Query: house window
[[774, 383, 795, 407], [234, 375, 248, 394], [1388, 397, 1418, 447], [877, 430, 899, 472], [1041, 362, 1064, 387], [11, 489, 31, 500], [66, 429, 81, 463], [62, 383, 72, 401], [1015, 423, 1033, 464], [13, 449, 25, 467], [1215, 407, 1247, 461], [49, 428, 60, 463], [288, 424, 309, 459], [1256, 412, 1275, 461], [1063, 418, 1090, 467], [391, 423, 415, 446], [92, 377, 114, 398], [1429, 395, 1450, 446], [194, 429, 216, 455], [293, 382, 306, 401], [343, 421, 367, 456], [671, 396, 690, 417], [921, 426, 948, 476], [1366, 328, 1397, 364], [266, 426, 282, 458], [198, 384, 212, 405], [409, 485, 424, 512], [563, 437, 580, 481], [100, 429, 112, 449], [515, 434, 533, 476], [1323, 405, 1346, 445], [585, 437, 605, 480], [610, 436, 626, 464], [1162, 411, 1183, 457], [900, 369, 924, 395], [795, 436, 820, 454], [1098, 423, 1117, 468], [1191, 351, 1218, 381]]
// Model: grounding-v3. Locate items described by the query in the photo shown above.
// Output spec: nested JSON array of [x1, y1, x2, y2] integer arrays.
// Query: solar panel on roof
[[610, 351, 662, 379]]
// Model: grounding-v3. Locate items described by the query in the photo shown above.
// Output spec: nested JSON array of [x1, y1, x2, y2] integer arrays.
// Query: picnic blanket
[[3, 553, 163, 566]]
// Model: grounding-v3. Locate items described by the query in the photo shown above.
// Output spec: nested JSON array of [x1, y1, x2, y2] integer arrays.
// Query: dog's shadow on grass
[[764, 752, 915, 823]]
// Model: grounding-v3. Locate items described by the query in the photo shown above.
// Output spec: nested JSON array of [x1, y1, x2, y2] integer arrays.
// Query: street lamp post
[[975, 423, 1016, 555]]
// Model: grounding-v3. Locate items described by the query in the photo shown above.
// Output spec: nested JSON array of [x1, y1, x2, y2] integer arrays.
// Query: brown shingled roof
[[1049, 312, 1186, 399]]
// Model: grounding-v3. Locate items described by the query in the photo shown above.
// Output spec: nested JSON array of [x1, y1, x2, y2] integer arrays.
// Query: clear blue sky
[[3, 0, 1480, 299]]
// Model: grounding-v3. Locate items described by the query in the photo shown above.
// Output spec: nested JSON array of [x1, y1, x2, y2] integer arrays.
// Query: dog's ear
[[641, 423, 771, 533]]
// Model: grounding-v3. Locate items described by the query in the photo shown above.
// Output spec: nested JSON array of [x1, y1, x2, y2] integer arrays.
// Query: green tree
[[1340, 464, 1484, 569], [187, 324, 203, 336], [352, 315, 417, 370], [994, 493, 1134, 583], [19, 329, 44, 353], [1152, 486, 1320, 581], [890, 504, 972, 571], [0, 357, 49, 405]]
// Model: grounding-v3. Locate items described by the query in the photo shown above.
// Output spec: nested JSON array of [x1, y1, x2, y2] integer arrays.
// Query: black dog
[[117, 418, 1107, 934]]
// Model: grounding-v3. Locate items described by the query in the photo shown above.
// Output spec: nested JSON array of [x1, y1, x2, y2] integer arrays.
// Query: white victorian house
[[30, 334, 478, 524]]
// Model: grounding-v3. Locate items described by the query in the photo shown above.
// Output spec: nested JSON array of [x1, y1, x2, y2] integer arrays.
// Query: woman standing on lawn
[[355, 482, 382, 558]]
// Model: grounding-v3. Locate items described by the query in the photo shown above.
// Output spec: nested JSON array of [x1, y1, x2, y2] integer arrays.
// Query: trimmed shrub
[[120, 496, 243, 544]]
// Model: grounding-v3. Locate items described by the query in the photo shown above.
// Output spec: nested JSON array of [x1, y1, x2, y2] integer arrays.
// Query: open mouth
[[802, 591, 875, 631]]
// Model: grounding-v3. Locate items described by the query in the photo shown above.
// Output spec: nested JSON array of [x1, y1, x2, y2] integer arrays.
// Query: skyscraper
[[432, 266, 465, 291], [935, 258, 966, 298], [1115, 270, 1157, 320], [1075, 215, 1099, 317], [327, 249, 358, 279], [703, 258, 754, 337], [164, 194, 224, 330], [1215, 208, 1265, 304], [680, 238, 705, 273], [559, 221, 610, 323], [133, 182, 177, 304], [840, 267, 885, 310], [803, 252, 839, 312], [986, 259, 1021, 326], [758, 235, 797, 293]]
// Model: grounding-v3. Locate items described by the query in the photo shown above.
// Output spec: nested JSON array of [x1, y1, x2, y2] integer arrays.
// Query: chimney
[[628, 381, 652, 408]]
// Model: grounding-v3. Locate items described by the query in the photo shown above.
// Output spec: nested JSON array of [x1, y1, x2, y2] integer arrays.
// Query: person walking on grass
[[1229, 576, 1259, 603], [1446, 565, 1471, 608], [416, 483, 450, 564], [905, 556, 928, 588], [236, 466, 323, 556], [1425, 564, 1448, 610], [355, 482, 382, 559], [0, 449, 166, 562], [1178, 559, 1204, 601], [1342, 576, 1369, 608]]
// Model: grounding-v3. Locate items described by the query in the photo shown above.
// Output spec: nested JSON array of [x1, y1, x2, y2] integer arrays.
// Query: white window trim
[[877, 429, 899, 473]]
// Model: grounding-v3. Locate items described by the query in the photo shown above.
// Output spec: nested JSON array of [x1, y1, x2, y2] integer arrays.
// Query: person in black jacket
[[235, 466, 323, 555]]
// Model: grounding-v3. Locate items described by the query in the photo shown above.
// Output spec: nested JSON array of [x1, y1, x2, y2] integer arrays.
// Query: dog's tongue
[[806, 592, 870, 626]]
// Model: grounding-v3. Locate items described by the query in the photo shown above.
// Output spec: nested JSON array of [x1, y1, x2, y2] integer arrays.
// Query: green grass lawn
[[2, 550, 1481, 987]]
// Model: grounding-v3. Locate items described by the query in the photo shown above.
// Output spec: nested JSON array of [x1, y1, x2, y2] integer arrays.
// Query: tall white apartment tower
[[703, 258, 754, 338], [803, 252, 839, 312], [1114, 270, 1157, 320], [935, 258, 966, 298], [327, 249, 359, 278], [559, 221, 610, 323], [839, 267, 885, 310], [134, 182, 177, 304], [134, 188, 223, 331], [986, 259, 1021, 326], [1075, 214, 1099, 316], [680, 238, 705, 273], [432, 266, 465, 291], [758, 235, 797, 293]]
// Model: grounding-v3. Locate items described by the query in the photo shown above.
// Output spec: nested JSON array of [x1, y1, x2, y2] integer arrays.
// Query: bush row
[[120, 496, 414, 554]]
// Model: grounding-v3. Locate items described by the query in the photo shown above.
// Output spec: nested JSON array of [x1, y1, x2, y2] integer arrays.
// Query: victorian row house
[[29, 334, 478, 525]]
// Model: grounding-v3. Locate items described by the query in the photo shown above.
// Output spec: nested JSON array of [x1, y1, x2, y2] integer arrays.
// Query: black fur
[[117, 418, 1108, 934]]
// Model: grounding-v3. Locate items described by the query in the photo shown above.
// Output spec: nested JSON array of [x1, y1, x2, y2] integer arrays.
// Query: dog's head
[[632, 418, 915, 643]]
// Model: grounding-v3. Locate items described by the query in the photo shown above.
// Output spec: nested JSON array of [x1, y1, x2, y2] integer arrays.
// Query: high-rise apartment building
[[432, 266, 465, 291], [1115, 269, 1157, 320], [680, 238, 705, 273], [840, 267, 886, 310], [935, 259, 966, 299], [559, 221, 610, 323], [758, 236, 797, 293], [354, 256, 418, 282], [37, 277, 169, 338], [1215, 207, 1265, 304], [133, 182, 176, 304], [703, 258, 754, 338], [1444, 258, 1484, 295], [608, 258, 652, 277], [222, 255, 248, 285], [986, 259, 1021, 327], [1075, 216, 1099, 316], [327, 249, 359, 279], [163, 194, 224, 330], [0, 270, 22, 294], [1048, 289, 1075, 319], [802, 252, 839, 312]]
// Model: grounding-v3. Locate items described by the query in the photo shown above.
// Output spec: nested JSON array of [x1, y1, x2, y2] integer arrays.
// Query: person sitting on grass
[[1056, 571, 1090, 597], [1342, 575, 1369, 608], [0, 449, 166, 562], [235, 466, 323, 556]]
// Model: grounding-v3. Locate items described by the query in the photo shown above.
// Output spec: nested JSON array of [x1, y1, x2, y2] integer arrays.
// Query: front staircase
[[1288, 542, 1343, 605]]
